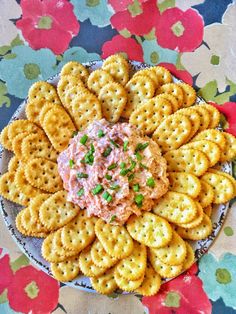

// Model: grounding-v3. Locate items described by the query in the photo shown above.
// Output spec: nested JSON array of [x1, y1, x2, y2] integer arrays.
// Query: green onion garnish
[[120, 162, 126, 169], [140, 163, 148, 170], [128, 174, 135, 182], [105, 174, 112, 180], [72, 131, 78, 138], [92, 184, 104, 195], [80, 134, 88, 145], [120, 169, 130, 176], [134, 194, 144, 207], [108, 163, 117, 170], [102, 191, 112, 202], [110, 215, 117, 223], [77, 172, 88, 179], [69, 159, 75, 168], [110, 184, 120, 190], [123, 140, 129, 151], [133, 184, 140, 192], [102, 146, 112, 157], [110, 139, 119, 148], [77, 188, 84, 197], [135, 142, 149, 152], [135, 152, 142, 161], [147, 177, 155, 188], [129, 159, 136, 171], [82, 144, 95, 165], [98, 130, 105, 138]]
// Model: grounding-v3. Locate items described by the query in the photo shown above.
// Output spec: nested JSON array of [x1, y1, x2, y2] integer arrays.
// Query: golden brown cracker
[[21, 206, 49, 235], [15, 166, 43, 198], [103, 54, 128, 68], [91, 239, 118, 269], [79, 245, 107, 277], [198, 103, 220, 128], [0, 125, 12, 150], [192, 106, 210, 132], [220, 132, 236, 162], [204, 204, 213, 217], [103, 61, 129, 86], [168, 172, 201, 198], [12, 132, 31, 159], [90, 267, 118, 295], [178, 83, 196, 107], [29, 193, 50, 222], [157, 93, 179, 112], [208, 168, 236, 196], [57, 74, 84, 105], [60, 61, 89, 85], [196, 180, 214, 208], [176, 202, 204, 229], [28, 81, 61, 105], [87, 69, 114, 95], [133, 68, 159, 87], [114, 268, 144, 292], [191, 129, 226, 151], [7, 120, 43, 141], [25, 99, 47, 126], [182, 242, 195, 271], [156, 83, 183, 107], [51, 254, 80, 282], [38, 103, 61, 126], [135, 263, 161, 296], [8, 156, 21, 173], [152, 66, 172, 85]]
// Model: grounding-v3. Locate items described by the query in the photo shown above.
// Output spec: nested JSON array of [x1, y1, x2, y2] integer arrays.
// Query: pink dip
[[57, 119, 169, 225]]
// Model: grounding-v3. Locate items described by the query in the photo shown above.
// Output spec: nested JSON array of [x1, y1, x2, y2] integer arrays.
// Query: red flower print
[[0, 254, 14, 294], [158, 62, 193, 85], [210, 102, 236, 137], [16, 0, 80, 55], [108, 0, 149, 13], [155, 8, 204, 52], [142, 264, 212, 314], [110, 0, 160, 36], [7, 266, 59, 314], [102, 35, 144, 62]]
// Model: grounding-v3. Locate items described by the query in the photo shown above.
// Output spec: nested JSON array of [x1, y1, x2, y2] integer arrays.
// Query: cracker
[[57, 75, 84, 105], [51, 254, 80, 282], [122, 75, 155, 119], [196, 180, 214, 208], [29, 193, 50, 222], [0, 125, 12, 150], [126, 212, 172, 248], [180, 140, 221, 167], [7, 120, 43, 140], [64, 86, 92, 115], [39, 190, 79, 230], [71, 92, 102, 130], [12, 132, 30, 159], [204, 204, 212, 217], [91, 239, 118, 269], [129, 97, 172, 134], [152, 114, 191, 152], [90, 267, 118, 295], [135, 263, 161, 296], [60, 61, 89, 85], [79, 245, 107, 277], [103, 54, 128, 68], [28, 81, 61, 105], [98, 82, 127, 123], [87, 69, 114, 95], [191, 106, 210, 132], [148, 248, 183, 278], [176, 202, 204, 229], [220, 132, 236, 162], [178, 83, 196, 107], [42, 230, 77, 263], [61, 210, 97, 251], [0, 172, 29, 206], [164, 149, 209, 176], [133, 68, 159, 87], [201, 172, 234, 204], [176, 213, 212, 240], [157, 93, 179, 112], [198, 103, 220, 128], [208, 169, 236, 196], [15, 166, 43, 198], [116, 241, 147, 280], [173, 108, 201, 140], [25, 157, 63, 193], [21, 206, 49, 235], [25, 99, 47, 126], [42, 106, 76, 152], [114, 268, 144, 292], [95, 219, 134, 259], [22, 133, 58, 162], [152, 231, 187, 266], [152, 66, 172, 86], [103, 61, 129, 86], [38, 103, 60, 126], [153, 191, 197, 224], [168, 172, 201, 198], [191, 129, 226, 151], [156, 83, 183, 107], [182, 242, 195, 271], [8, 156, 21, 173]]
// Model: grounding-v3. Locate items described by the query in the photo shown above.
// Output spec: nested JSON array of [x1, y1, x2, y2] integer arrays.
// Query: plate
[[0, 60, 232, 293]]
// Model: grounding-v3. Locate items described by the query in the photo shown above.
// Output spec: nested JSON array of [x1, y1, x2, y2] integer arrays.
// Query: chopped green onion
[[110, 184, 120, 190], [72, 131, 78, 138], [135, 152, 142, 161], [90, 144, 95, 153], [120, 162, 126, 169], [98, 129, 105, 138], [147, 177, 155, 188], [110, 215, 117, 223], [135, 142, 149, 153], [92, 184, 104, 195], [105, 174, 112, 180], [77, 172, 88, 179], [82, 144, 95, 165], [110, 139, 119, 148], [120, 168, 130, 176], [134, 194, 144, 207], [69, 159, 75, 168], [102, 191, 112, 202], [123, 140, 129, 152], [77, 188, 84, 197], [140, 163, 148, 170], [128, 159, 136, 171], [80, 134, 88, 145], [108, 163, 117, 170], [102, 146, 112, 157], [133, 183, 140, 192], [128, 173, 135, 182]]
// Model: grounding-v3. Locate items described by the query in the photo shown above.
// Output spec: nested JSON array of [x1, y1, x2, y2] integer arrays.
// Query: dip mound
[[58, 119, 169, 224]]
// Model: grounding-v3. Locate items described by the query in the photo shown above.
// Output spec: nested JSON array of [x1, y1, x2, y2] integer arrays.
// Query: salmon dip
[[57, 119, 169, 225]]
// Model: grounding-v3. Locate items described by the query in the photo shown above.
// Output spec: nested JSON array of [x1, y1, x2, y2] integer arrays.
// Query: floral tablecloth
[[1, 0, 236, 313]]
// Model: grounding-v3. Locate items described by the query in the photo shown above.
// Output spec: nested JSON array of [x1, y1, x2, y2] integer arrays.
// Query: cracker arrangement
[[1, 54, 236, 297]]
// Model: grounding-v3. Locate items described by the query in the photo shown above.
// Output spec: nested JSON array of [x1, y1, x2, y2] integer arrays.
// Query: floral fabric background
[[0, 0, 236, 313]]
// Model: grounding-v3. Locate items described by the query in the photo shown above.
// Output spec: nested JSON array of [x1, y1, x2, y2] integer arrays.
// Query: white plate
[[0, 60, 232, 293]]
